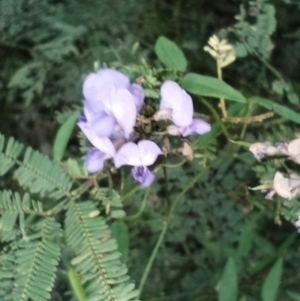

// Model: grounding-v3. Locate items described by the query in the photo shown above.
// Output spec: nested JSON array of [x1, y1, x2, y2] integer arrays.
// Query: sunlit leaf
[[68, 268, 86, 301], [286, 290, 300, 301], [155, 36, 187, 71], [218, 257, 238, 301], [53, 110, 79, 162], [252, 97, 300, 124], [181, 73, 246, 103], [111, 220, 129, 262], [261, 258, 283, 301]]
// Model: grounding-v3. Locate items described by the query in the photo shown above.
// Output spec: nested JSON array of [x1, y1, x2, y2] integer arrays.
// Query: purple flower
[[158, 81, 211, 137], [78, 68, 146, 170], [78, 110, 116, 158], [77, 107, 115, 157], [114, 140, 162, 187], [85, 147, 110, 173], [83, 68, 145, 114], [131, 166, 155, 187], [177, 119, 212, 137]]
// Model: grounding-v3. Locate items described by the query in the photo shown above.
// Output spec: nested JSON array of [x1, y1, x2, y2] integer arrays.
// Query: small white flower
[[273, 172, 300, 200]]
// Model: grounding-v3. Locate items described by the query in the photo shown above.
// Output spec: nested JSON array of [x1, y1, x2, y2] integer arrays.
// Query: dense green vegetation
[[1, 1, 300, 301]]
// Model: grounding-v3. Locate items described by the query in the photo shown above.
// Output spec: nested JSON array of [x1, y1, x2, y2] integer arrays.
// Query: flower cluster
[[78, 68, 211, 187], [249, 138, 300, 200]]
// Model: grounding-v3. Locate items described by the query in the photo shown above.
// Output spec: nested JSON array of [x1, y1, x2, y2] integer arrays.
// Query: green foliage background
[[1, 0, 300, 301]]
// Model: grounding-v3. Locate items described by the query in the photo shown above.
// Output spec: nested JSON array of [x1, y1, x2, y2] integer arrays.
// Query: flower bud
[[166, 125, 181, 136], [153, 109, 172, 121], [273, 171, 300, 200], [249, 142, 279, 160], [287, 138, 300, 164]]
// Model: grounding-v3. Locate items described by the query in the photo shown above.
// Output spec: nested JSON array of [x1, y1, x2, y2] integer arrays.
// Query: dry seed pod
[[162, 136, 170, 155], [180, 141, 193, 161]]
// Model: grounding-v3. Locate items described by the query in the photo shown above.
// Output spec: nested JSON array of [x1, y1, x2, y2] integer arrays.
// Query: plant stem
[[200, 97, 231, 140], [243, 41, 285, 84], [138, 221, 168, 295], [217, 60, 227, 118], [138, 169, 206, 297], [122, 185, 140, 202], [124, 189, 150, 220], [240, 103, 250, 139]]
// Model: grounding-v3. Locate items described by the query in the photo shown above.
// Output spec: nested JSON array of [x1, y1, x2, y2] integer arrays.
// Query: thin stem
[[244, 41, 285, 84], [122, 185, 140, 202], [200, 97, 230, 140], [138, 170, 206, 297], [0, 39, 32, 53], [124, 189, 150, 221], [138, 221, 168, 295], [240, 103, 252, 139], [156, 159, 186, 169], [217, 60, 227, 118]]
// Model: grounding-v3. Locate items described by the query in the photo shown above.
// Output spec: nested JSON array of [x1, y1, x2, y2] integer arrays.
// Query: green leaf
[[252, 233, 276, 256], [238, 230, 253, 257], [252, 97, 300, 124], [277, 233, 296, 256], [53, 110, 80, 162], [286, 290, 300, 301], [154, 36, 187, 71], [218, 257, 238, 301], [68, 268, 86, 301], [111, 220, 129, 262], [181, 73, 246, 103], [261, 258, 283, 301]]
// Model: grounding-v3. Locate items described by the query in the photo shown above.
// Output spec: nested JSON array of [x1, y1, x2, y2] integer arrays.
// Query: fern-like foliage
[[0, 218, 62, 301], [0, 135, 72, 200], [65, 200, 139, 301], [91, 188, 126, 219], [226, 0, 276, 59], [0, 190, 47, 242], [0, 190, 44, 215]]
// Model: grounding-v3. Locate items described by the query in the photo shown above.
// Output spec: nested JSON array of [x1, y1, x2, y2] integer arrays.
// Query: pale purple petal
[[83, 103, 94, 121], [90, 115, 116, 137], [97, 69, 130, 89], [137, 140, 162, 166], [110, 89, 137, 138], [92, 137, 115, 157], [180, 118, 211, 137], [160, 81, 193, 127], [112, 137, 127, 150], [83, 73, 112, 112], [114, 142, 141, 168], [78, 120, 94, 142], [85, 148, 109, 173], [82, 73, 103, 101], [128, 83, 145, 111], [131, 166, 155, 187], [160, 81, 178, 110], [78, 121, 115, 156]]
